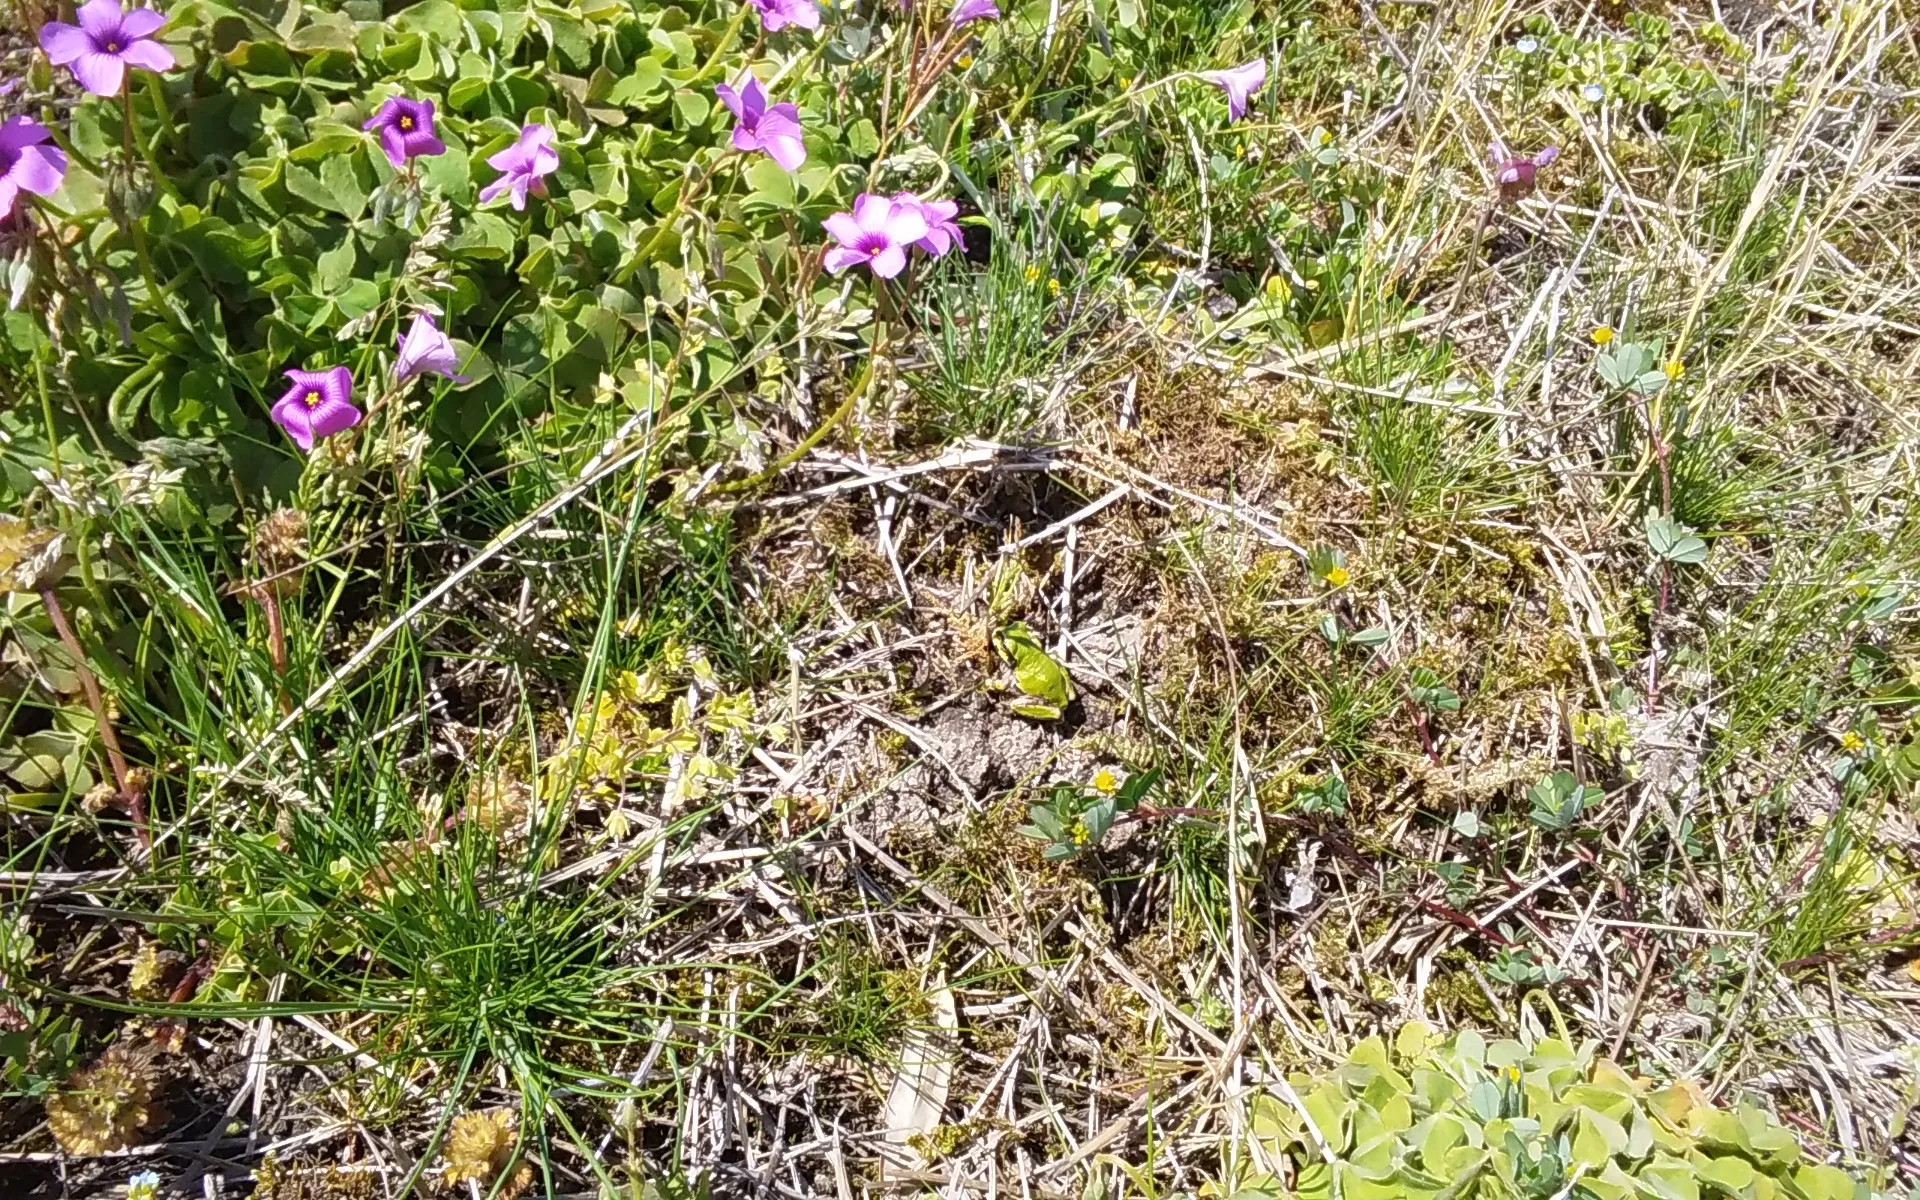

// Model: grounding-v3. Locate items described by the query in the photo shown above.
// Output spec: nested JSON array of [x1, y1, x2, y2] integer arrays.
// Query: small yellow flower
[[1092, 769, 1118, 794], [1118, 75, 1134, 90], [1663, 359, 1685, 381], [1840, 731, 1866, 753], [1505, 1066, 1522, 1083], [1325, 565, 1350, 588], [1590, 325, 1614, 345], [956, 53, 974, 68], [1047, 278, 1061, 296], [1071, 821, 1091, 845], [1023, 264, 1043, 285]]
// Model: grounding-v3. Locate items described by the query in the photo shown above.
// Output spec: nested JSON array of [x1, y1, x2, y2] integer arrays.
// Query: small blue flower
[[128, 1173, 161, 1200], [1583, 83, 1605, 102], [1515, 35, 1539, 54]]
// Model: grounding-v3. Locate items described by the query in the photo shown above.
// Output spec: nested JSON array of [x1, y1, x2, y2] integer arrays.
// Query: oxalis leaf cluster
[[4, 0, 1268, 485], [1225, 1018, 1888, 1200]]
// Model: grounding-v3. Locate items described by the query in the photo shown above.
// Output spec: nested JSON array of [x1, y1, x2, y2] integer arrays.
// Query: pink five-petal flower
[[821, 194, 929, 280], [949, 0, 1000, 25], [715, 76, 806, 171], [480, 124, 560, 211], [394, 313, 470, 384], [891, 192, 963, 258], [1201, 58, 1266, 122], [0, 117, 68, 222], [271, 367, 360, 452], [362, 96, 446, 171], [748, 0, 820, 33], [39, 0, 174, 98], [1489, 142, 1558, 202]]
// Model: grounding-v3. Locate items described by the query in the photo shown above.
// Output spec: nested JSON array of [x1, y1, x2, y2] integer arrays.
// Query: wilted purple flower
[[748, 0, 821, 33], [949, 0, 1000, 25], [363, 96, 446, 171], [822, 194, 929, 279], [1489, 142, 1559, 202], [715, 76, 806, 171], [271, 367, 360, 452], [480, 124, 559, 211], [394, 313, 469, 384], [38, 0, 174, 97], [1201, 58, 1266, 122], [0, 118, 68, 223], [892, 192, 962, 257]]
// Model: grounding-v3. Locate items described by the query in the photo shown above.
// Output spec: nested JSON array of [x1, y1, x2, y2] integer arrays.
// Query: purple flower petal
[[0, 115, 51, 153], [117, 7, 166, 38], [949, 0, 1000, 24], [822, 212, 863, 245], [69, 51, 125, 96], [869, 244, 907, 279], [764, 131, 806, 171], [273, 367, 360, 451], [851, 193, 891, 231], [822, 245, 865, 274], [1202, 59, 1266, 123], [9, 144, 67, 198], [394, 313, 470, 383], [38, 22, 91, 63], [881, 205, 928, 246], [714, 81, 745, 121], [483, 124, 559, 209], [378, 125, 409, 170], [75, 0, 124, 40], [117, 38, 174, 72], [403, 130, 446, 158]]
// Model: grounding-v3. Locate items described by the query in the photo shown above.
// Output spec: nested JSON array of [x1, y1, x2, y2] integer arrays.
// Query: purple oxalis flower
[[363, 96, 446, 171], [715, 76, 806, 171], [39, 0, 175, 98], [949, 0, 1000, 25], [1201, 58, 1266, 122], [747, 0, 821, 33], [0, 117, 68, 223], [822, 194, 929, 279], [271, 367, 360, 452], [394, 313, 469, 384], [480, 124, 559, 211], [891, 193, 962, 258], [1489, 142, 1559, 202]]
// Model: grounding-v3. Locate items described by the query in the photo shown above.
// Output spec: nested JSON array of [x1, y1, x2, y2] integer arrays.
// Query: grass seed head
[[0, 514, 71, 593]]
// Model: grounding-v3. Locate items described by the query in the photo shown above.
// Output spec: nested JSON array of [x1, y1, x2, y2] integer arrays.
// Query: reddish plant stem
[[1410, 705, 1441, 765], [259, 588, 293, 717], [40, 587, 149, 848], [1417, 897, 1512, 946], [167, 953, 214, 1004]]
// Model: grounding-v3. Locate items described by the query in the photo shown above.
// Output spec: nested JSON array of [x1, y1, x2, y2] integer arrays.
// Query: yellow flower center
[[1325, 565, 1350, 587], [105, 40, 122, 52], [399, 115, 414, 130], [303, 390, 323, 408]]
